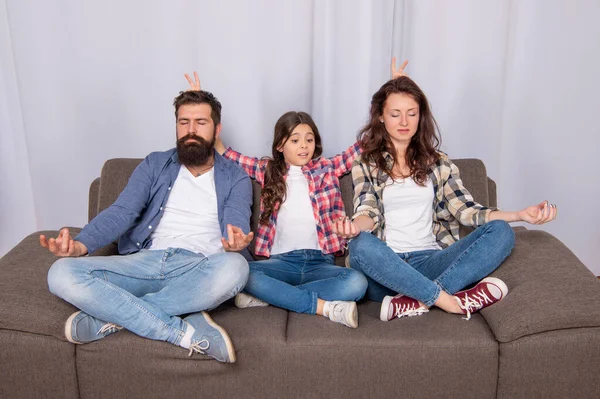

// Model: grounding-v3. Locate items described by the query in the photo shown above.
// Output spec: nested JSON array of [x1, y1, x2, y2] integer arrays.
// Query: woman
[[334, 68, 556, 321]]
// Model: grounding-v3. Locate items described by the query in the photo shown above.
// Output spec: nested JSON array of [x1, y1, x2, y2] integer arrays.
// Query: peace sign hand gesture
[[184, 71, 201, 91], [391, 57, 409, 79]]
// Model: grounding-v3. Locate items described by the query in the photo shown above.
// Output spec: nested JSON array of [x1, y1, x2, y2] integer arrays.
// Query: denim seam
[[423, 283, 442, 307], [310, 291, 318, 314]]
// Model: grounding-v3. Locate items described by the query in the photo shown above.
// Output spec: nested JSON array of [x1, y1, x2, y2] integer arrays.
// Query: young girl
[[183, 73, 379, 328], [334, 68, 557, 321]]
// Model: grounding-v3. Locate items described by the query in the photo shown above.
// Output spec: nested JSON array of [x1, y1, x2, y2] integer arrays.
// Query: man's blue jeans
[[47, 249, 249, 345], [348, 220, 515, 307], [245, 249, 368, 314]]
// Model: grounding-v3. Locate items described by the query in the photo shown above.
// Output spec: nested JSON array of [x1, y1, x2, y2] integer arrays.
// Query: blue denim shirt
[[75, 148, 252, 256]]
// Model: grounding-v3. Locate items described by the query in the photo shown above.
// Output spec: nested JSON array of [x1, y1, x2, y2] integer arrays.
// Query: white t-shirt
[[149, 165, 223, 256], [271, 165, 321, 255], [383, 177, 441, 253]]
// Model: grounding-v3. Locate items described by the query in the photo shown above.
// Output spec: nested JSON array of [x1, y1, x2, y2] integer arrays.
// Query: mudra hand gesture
[[518, 201, 557, 225], [221, 224, 254, 252]]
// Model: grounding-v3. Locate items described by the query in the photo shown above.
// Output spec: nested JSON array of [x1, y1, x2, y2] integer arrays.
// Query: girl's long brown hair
[[358, 76, 441, 184], [260, 111, 323, 225]]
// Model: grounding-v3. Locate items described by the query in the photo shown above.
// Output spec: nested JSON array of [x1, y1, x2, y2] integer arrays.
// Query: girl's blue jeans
[[245, 249, 368, 314]]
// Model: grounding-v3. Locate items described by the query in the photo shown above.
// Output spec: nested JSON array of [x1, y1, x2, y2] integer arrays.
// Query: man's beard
[[176, 134, 215, 167]]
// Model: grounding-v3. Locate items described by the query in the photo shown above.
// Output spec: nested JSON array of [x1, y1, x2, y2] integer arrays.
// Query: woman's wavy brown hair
[[260, 111, 323, 225], [358, 76, 441, 185]]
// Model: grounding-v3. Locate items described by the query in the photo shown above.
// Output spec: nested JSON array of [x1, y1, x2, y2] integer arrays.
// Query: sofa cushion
[[74, 304, 291, 399], [480, 229, 600, 342], [496, 327, 600, 399], [284, 301, 499, 398], [0, 330, 79, 398]]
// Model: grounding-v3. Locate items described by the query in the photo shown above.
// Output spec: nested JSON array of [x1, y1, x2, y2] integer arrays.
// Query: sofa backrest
[[88, 157, 495, 259]]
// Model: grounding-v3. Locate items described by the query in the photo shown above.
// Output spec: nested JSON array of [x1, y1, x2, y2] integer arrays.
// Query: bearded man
[[41, 90, 253, 363]]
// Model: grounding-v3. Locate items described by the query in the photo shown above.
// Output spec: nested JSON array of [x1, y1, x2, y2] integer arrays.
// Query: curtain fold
[[0, 0, 37, 255]]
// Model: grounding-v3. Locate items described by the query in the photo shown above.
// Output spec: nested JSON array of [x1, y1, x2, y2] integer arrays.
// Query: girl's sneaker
[[234, 292, 269, 308], [454, 277, 509, 320], [327, 301, 358, 328]]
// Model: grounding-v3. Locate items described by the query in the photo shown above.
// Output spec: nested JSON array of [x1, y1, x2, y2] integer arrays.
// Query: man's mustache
[[178, 134, 207, 146]]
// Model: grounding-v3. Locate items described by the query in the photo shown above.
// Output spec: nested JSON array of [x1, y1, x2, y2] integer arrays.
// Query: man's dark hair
[[173, 90, 222, 125]]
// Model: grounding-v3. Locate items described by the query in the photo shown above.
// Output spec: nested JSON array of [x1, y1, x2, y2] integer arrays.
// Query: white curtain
[[2, 0, 599, 274]]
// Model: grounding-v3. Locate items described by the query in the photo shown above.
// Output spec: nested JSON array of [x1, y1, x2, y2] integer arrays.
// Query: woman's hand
[[332, 216, 359, 239], [518, 201, 557, 225], [184, 71, 201, 91], [391, 58, 409, 79]]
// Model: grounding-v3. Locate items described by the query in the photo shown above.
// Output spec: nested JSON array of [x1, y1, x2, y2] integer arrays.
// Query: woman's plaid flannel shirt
[[223, 142, 361, 257], [351, 152, 494, 248]]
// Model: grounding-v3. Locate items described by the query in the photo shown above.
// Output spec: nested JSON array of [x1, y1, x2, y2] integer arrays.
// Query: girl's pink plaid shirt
[[223, 142, 361, 257]]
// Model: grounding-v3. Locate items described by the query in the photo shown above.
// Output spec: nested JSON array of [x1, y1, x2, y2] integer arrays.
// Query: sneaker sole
[[480, 277, 509, 298], [65, 311, 84, 344], [201, 311, 236, 363], [347, 302, 358, 329], [380, 296, 394, 322]]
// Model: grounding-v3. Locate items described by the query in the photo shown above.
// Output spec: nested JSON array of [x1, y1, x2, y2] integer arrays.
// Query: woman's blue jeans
[[245, 249, 368, 314], [47, 249, 249, 345], [348, 220, 515, 307]]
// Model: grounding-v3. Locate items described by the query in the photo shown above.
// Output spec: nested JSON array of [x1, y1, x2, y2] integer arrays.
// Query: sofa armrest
[[480, 229, 600, 342]]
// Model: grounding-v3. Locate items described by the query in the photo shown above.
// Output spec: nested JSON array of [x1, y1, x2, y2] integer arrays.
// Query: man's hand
[[391, 57, 409, 79], [214, 137, 226, 155], [184, 71, 201, 91], [40, 228, 88, 257], [518, 201, 557, 225], [221, 224, 254, 252]]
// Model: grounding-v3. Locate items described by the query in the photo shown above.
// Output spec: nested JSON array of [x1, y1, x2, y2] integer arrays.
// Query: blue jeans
[[348, 220, 515, 307], [47, 249, 248, 345], [245, 249, 368, 314]]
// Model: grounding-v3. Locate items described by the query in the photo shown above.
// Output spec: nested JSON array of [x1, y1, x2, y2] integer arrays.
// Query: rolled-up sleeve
[[351, 160, 382, 231], [443, 160, 493, 227]]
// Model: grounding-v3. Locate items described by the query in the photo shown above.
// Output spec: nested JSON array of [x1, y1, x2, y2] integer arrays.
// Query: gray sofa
[[1, 157, 600, 399]]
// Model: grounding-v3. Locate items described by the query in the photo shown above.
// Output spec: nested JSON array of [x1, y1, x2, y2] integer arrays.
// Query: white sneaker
[[234, 293, 269, 309], [327, 301, 358, 329]]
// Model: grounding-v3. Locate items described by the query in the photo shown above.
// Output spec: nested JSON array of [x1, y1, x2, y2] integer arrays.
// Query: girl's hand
[[391, 58, 409, 79], [184, 71, 201, 91], [518, 201, 557, 225], [332, 216, 359, 239]]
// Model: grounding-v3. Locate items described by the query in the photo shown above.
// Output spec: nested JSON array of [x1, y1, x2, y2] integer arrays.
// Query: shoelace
[[97, 323, 123, 335], [394, 302, 428, 318], [459, 289, 494, 320], [188, 339, 210, 357]]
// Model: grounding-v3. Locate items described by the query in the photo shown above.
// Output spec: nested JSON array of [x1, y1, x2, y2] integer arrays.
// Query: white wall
[[1, 0, 599, 273]]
